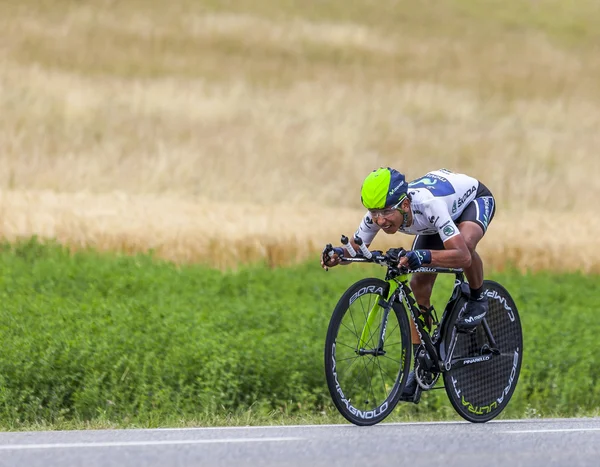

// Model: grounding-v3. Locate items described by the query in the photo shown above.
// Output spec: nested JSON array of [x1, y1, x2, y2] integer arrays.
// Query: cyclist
[[320, 167, 496, 400]]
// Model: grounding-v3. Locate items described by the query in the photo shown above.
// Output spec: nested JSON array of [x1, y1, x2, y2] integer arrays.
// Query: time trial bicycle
[[323, 237, 523, 426]]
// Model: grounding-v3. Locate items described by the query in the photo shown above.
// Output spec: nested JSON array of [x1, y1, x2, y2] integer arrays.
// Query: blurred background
[[1, 0, 599, 270]]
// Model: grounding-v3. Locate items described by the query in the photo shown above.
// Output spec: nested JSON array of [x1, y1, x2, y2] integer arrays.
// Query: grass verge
[[1, 239, 599, 430]]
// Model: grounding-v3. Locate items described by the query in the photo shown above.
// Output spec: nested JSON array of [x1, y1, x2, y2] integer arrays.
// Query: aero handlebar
[[324, 235, 463, 275]]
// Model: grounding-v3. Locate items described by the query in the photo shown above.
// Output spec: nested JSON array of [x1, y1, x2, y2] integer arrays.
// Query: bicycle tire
[[324, 278, 412, 426], [442, 280, 523, 423]]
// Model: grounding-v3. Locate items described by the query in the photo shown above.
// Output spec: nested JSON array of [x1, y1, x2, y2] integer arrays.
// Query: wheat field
[[1, 0, 599, 271]]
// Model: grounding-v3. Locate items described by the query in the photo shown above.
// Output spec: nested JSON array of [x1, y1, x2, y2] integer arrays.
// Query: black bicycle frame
[[341, 255, 499, 372], [395, 269, 500, 373]]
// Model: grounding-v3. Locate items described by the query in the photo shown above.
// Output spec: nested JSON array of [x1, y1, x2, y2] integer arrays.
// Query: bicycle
[[323, 236, 523, 426]]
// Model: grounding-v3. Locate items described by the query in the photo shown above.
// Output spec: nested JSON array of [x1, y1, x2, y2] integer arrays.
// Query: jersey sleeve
[[422, 199, 460, 243], [354, 212, 380, 246]]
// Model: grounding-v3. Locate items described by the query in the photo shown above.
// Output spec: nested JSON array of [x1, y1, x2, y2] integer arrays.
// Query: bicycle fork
[[357, 281, 400, 356]]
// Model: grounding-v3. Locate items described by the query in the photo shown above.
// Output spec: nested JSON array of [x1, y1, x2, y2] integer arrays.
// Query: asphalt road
[[0, 418, 599, 467]]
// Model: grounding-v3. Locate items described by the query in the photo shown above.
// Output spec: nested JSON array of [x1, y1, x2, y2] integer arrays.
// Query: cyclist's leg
[[455, 184, 496, 329], [458, 221, 485, 288], [409, 235, 443, 341], [458, 183, 496, 284], [402, 235, 442, 401]]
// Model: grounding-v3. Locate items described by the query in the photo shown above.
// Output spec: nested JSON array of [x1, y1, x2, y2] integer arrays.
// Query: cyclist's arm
[[430, 234, 471, 269], [414, 200, 471, 269], [355, 212, 379, 246]]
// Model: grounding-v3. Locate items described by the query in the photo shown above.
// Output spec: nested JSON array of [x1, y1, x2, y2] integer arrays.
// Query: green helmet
[[360, 167, 408, 209]]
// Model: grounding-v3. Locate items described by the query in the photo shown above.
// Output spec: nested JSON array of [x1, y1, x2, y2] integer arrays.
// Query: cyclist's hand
[[385, 248, 406, 264], [321, 245, 344, 271], [403, 250, 432, 270]]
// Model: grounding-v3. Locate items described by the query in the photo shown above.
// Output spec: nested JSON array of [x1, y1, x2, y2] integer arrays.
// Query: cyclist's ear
[[397, 197, 411, 213]]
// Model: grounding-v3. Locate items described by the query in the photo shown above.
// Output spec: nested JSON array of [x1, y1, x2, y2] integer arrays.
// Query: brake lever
[[384, 248, 406, 263], [382, 248, 412, 274]]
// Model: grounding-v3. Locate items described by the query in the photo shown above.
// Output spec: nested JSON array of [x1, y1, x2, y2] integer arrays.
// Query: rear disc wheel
[[443, 280, 523, 422]]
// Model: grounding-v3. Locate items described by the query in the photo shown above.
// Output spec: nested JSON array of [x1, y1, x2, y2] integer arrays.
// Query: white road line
[[23, 418, 598, 435], [505, 428, 600, 434], [0, 437, 303, 451], [150, 420, 475, 431], [148, 418, 600, 431]]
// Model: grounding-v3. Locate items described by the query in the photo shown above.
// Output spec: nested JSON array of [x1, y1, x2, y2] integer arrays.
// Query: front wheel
[[324, 278, 412, 426], [442, 280, 523, 423]]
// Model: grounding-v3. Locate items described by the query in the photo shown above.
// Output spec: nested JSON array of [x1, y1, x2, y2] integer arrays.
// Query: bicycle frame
[[344, 256, 499, 373], [393, 268, 463, 371]]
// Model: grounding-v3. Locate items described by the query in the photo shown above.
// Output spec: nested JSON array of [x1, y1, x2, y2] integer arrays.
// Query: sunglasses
[[368, 199, 403, 219]]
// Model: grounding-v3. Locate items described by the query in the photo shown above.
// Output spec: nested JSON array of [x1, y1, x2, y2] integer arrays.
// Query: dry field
[[1, 0, 599, 271]]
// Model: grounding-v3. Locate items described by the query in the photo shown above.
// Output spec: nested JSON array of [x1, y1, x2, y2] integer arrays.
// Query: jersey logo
[[410, 174, 456, 196], [457, 186, 477, 208], [475, 196, 494, 230], [418, 178, 438, 186], [443, 225, 456, 237]]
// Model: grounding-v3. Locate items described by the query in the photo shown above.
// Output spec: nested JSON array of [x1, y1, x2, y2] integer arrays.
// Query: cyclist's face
[[369, 207, 401, 233]]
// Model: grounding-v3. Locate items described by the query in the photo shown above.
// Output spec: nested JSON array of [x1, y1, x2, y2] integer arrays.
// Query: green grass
[[1, 239, 599, 430]]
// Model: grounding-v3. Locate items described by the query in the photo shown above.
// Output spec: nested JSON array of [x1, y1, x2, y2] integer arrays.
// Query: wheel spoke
[[351, 298, 381, 348], [337, 298, 402, 408]]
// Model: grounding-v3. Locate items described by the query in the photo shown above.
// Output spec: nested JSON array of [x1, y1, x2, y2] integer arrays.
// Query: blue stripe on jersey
[[475, 196, 495, 231], [409, 174, 456, 197]]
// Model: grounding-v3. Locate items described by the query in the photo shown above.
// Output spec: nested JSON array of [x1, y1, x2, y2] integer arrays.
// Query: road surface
[[0, 418, 599, 467]]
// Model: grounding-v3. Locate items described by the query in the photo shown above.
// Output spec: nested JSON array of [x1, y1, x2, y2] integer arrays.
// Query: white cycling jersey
[[356, 169, 480, 246]]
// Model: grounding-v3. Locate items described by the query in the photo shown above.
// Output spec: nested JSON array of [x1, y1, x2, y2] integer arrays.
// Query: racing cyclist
[[320, 167, 496, 401]]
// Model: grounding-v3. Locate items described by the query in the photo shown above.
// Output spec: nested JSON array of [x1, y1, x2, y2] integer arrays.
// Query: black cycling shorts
[[412, 182, 496, 251]]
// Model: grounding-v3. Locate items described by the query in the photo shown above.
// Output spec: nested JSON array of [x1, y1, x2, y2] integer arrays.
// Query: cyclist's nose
[[375, 216, 387, 226]]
